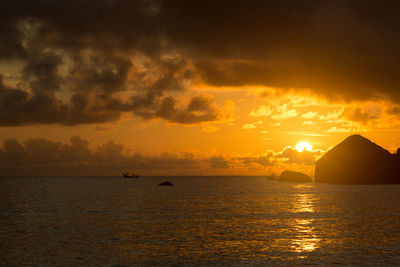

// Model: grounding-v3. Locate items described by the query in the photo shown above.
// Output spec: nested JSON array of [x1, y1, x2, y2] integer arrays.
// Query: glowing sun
[[295, 141, 313, 152]]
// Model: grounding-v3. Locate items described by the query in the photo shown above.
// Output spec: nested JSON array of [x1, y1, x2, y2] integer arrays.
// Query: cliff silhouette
[[315, 134, 400, 184]]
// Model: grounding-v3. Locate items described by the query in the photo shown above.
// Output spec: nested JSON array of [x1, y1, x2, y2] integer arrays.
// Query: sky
[[1, 0, 400, 176]]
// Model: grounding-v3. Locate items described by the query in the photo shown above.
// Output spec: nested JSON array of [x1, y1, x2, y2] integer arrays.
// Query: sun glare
[[295, 141, 313, 152]]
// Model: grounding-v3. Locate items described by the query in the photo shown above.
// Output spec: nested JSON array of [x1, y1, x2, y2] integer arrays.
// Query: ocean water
[[1, 176, 400, 266]]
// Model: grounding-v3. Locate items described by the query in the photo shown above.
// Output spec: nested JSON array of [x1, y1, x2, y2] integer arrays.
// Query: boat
[[121, 172, 139, 178], [267, 171, 278, 180]]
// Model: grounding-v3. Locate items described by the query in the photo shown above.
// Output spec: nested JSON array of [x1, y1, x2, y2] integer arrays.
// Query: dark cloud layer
[[0, 137, 319, 175], [0, 136, 241, 175], [0, 137, 201, 175], [343, 107, 380, 125], [1, 0, 400, 126]]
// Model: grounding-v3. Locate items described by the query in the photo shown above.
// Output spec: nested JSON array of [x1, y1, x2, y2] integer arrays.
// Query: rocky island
[[278, 170, 313, 183], [315, 134, 400, 184]]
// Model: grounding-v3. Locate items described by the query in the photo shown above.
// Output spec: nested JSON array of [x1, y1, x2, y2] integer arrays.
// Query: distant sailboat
[[268, 171, 278, 180], [121, 172, 139, 178]]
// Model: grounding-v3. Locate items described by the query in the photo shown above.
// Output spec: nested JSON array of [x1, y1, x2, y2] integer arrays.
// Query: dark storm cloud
[[0, 137, 206, 175], [343, 107, 380, 124], [187, 1, 400, 102], [0, 0, 221, 125], [1, 0, 400, 126], [207, 156, 230, 169], [387, 106, 400, 118], [154, 95, 221, 124], [162, 0, 400, 102], [0, 75, 67, 125]]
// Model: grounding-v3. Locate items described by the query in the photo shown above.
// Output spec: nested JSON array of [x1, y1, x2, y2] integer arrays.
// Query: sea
[[1, 176, 400, 266]]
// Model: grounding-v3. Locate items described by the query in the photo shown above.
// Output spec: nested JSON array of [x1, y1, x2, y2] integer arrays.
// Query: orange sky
[[1, 1, 400, 176]]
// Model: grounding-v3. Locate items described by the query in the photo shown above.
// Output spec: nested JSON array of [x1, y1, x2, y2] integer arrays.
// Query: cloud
[[318, 110, 343, 121], [0, 75, 68, 126], [1, 1, 400, 137], [0, 3, 226, 126], [3, 136, 288, 175], [1, 139, 25, 164], [23, 138, 62, 164], [326, 126, 353, 133], [301, 111, 318, 119], [249, 103, 297, 121], [249, 105, 272, 117], [0, 136, 202, 175], [242, 123, 256, 129], [185, 1, 400, 103], [1, 1, 400, 126], [0, 72, 229, 126], [343, 107, 380, 125], [238, 151, 275, 167], [236, 145, 323, 173], [271, 104, 298, 120], [387, 106, 400, 116], [0, 136, 325, 175], [275, 146, 323, 165], [242, 120, 263, 129], [207, 156, 229, 169], [270, 122, 281, 126]]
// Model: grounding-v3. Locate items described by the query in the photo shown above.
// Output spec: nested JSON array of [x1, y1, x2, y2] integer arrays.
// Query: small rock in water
[[158, 181, 173, 186]]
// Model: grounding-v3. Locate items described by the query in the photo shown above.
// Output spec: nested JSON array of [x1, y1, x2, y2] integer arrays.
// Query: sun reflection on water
[[292, 194, 315, 213], [289, 184, 320, 254], [290, 218, 319, 253]]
